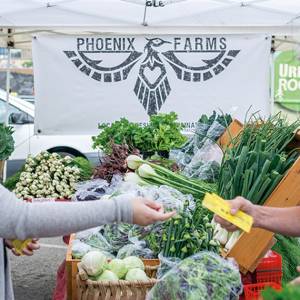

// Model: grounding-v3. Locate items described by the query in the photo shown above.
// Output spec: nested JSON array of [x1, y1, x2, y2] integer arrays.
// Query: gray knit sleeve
[[0, 184, 133, 240]]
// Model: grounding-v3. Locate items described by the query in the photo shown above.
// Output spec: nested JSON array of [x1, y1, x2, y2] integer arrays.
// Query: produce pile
[[272, 234, 300, 284], [72, 178, 218, 262], [92, 112, 187, 155], [218, 114, 299, 204], [215, 113, 300, 251], [126, 155, 216, 200], [147, 252, 242, 300], [80, 250, 150, 282], [262, 284, 300, 300], [7, 151, 93, 199], [70, 112, 300, 299], [5, 109, 300, 298]]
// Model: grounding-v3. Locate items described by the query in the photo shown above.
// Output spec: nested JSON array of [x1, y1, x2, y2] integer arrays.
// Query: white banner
[[32, 34, 270, 135]]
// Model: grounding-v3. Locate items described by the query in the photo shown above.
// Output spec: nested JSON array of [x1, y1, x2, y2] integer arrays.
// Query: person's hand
[[214, 196, 256, 231], [4, 239, 40, 256], [132, 197, 176, 226], [290, 267, 300, 285]]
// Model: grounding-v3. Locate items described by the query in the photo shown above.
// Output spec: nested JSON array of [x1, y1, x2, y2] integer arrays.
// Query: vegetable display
[[0, 123, 14, 160], [126, 155, 216, 200], [92, 112, 186, 155], [179, 111, 232, 156], [159, 201, 219, 260], [93, 143, 138, 182], [92, 118, 143, 154], [135, 112, 187, 153], [219, 113, 300, 204], [262, 284, 300, 299], [217, 114, 300, 251], [13, 152, 86, 199], [147, 252, 242, 300], [81, 250, 107, 276], [80, 251, 148, 282], [272, 234, 300, 284]]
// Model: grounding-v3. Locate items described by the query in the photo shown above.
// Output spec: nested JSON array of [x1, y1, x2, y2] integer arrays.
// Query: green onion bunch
[[218, 113, 300, 205]]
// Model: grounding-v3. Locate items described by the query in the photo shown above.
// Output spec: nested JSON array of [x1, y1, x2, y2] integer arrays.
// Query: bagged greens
[[170, 111, 231, 182], [147, 252, 242, 300]]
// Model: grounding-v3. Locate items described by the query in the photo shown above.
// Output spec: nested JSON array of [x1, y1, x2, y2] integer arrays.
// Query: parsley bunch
[[0, 124, 14, 160]]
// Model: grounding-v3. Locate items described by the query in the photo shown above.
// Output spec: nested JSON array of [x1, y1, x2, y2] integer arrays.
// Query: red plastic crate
[[256, 251, 282, 284], [244, 282, 281, 300]]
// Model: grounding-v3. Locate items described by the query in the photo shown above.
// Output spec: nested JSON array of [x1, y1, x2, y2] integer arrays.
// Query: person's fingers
[[214, 215, 238, 231], [26, 242, 40, 251], [230, 197, 247, 215], [225, 224, 238, 232], [153, 211, 176, 222], [143, 198, 163, 211], [11, 249, 21, 257], [22, 248, 34, 256], [297, 266, 300, 273], [214, 216, 231, 227]]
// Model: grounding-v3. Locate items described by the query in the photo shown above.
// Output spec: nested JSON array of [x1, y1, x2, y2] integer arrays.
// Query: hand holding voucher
[[213, 196, 256, 232]]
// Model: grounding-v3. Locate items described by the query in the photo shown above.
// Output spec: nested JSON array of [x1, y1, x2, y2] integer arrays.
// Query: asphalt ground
[[9, 237, 67, 300]]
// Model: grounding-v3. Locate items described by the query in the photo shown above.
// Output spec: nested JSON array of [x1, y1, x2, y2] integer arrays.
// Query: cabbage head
[[97, 270, 119, 281], [81, 251, 107, 276], [108, 259, 128, 279], [125, 268, 148, 281], [123, 256, 145, 271]]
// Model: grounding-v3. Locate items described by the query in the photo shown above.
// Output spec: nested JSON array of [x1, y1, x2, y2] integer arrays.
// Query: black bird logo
[[64, 37, 240, 115], [134, 38, 171, 114]]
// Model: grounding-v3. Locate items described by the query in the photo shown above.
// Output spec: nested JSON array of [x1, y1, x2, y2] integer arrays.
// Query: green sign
[[274, 50, 300, 112]]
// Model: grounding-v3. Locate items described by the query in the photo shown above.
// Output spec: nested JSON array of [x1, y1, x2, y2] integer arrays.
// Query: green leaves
[[144, 112, 187, 152], [92, 112, 187, 154], [262, 284, 300, 300], [0, 123, 14, 160], [92, 118, 143, 153]]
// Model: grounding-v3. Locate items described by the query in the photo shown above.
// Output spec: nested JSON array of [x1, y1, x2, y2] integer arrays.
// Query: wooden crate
[[218, 119, 243, 149], [66, 234, 160, 300], [223, 155, 300, 273], [66, 234, 80, 300]]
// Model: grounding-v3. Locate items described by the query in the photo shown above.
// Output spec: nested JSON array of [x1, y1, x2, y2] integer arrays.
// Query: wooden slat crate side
[[66, 234, 80, 300], [225, 157, 300, 273], [218, 119, 243, 149]]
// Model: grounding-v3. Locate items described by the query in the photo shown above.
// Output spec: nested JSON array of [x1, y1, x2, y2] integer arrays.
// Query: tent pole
[[3, 47, 11, 182], [142, 3, 148, 26]]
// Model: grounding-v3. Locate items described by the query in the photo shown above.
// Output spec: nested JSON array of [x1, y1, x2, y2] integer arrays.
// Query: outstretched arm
[[0, 185, 174, 240]]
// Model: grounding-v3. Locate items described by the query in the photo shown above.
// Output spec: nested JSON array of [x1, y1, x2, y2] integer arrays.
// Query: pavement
[[9, 237, 67, 300]]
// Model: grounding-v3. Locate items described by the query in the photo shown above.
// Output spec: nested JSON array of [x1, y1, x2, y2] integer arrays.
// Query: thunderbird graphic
[[64, 37, 240, 115]]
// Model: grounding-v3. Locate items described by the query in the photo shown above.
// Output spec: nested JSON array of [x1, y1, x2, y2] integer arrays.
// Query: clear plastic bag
[[72, 179, 109, 201], [111, 181, 190, 212], [170, 117, 226, 182], [147, 251, 243, 300], [71, 239, 92, 259], [182, 140, 223, 182], [157, 252, 182, 279], [117, 237, 154, 259]]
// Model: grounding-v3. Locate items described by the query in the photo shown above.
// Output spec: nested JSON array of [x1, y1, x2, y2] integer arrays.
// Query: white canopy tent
[[0, 0, 300, 180], [0, 0, 300, 50]]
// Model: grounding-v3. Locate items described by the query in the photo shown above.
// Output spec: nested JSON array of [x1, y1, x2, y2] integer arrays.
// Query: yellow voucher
[[11, 239, 32, 255], [203, 193, 253, 233]]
